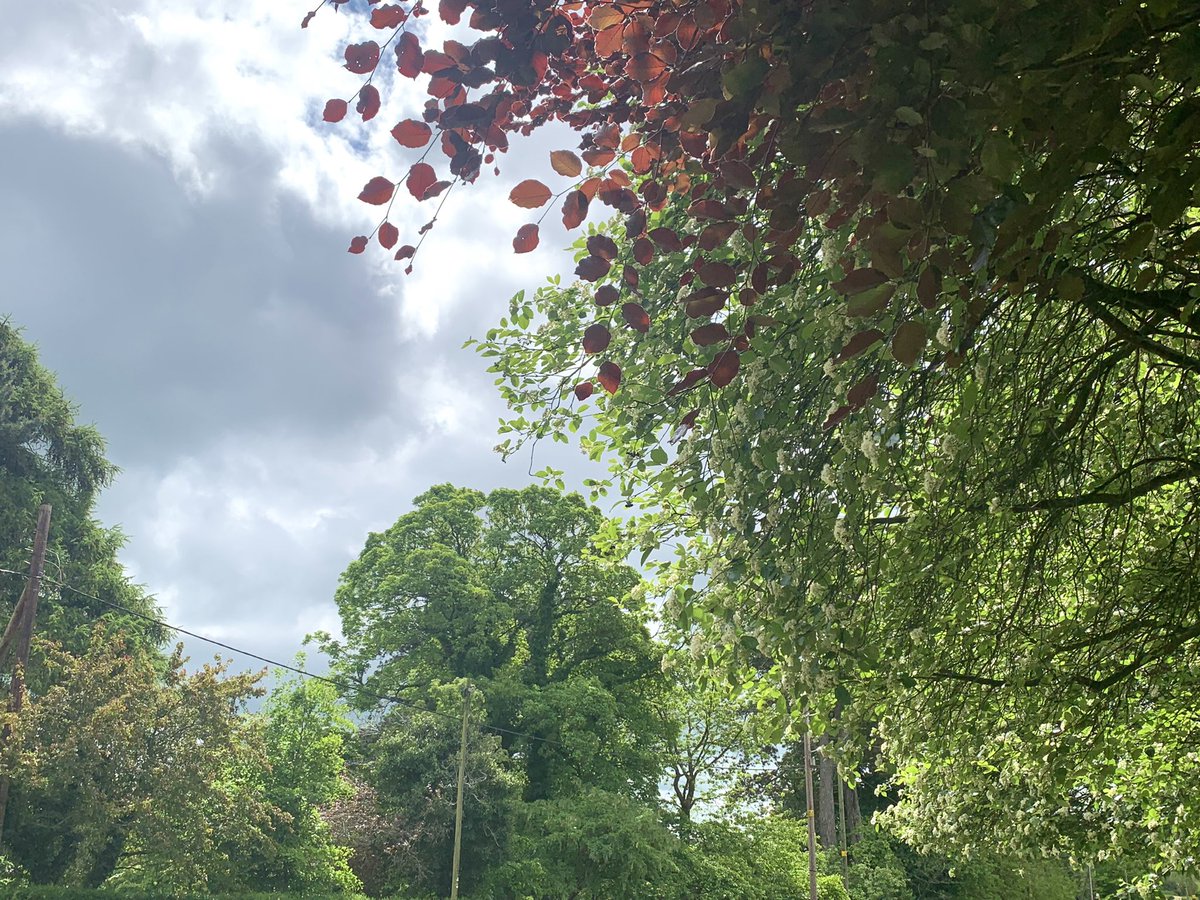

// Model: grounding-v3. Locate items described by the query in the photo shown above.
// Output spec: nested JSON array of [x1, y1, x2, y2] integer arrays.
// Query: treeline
[[0, 322, 1107, 897]]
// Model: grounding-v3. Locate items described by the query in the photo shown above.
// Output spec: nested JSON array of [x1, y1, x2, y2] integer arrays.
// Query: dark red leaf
[[667, 368, 709, 395], [378, 222, 399, 249], [698, 261, 737, 288], [634, 238, 654, 265], [688, 198, 734, 220], [395, 32, 423, 78], [562, 191, 589, 229], [357, 85, 381, 121], [581, 148, 617, 167], [348, 235, 368, 254], [708, 350, 741, 388], [439, 0, 468, 24], [394, 244, 416, 260], [344, 41, 381, 74], [623, 265, 639, 288], [625, 52, 667, 82], [833, 329, 885, 363], [583, 324, 612, 354], [751, 263, 769, 294], [595, 285, 619, 306], [302, 9, 317, 28], [406, 163, 437, 200], [719, 160, 757, 190], [598, 361, 622, 394], [587, 234, 619, 260], [576, 255, 612, 281], [822, 404, 852, 430], [622, 302, 650, 333], [323, 99, 348, 122], [370, 4, 407, 27], [513, 223, 539, 254], [691, 323, 730, 346], [392, 119, 433, 148], [833, 267, 889, 295], [848, 373, 880, 408], [358, 176, 395, 205], [698, 222, 738, 251], [574, 381, 594, 401], [649, 227, 684, 252], [683, 288, 728, 318], [510, 179, 553, 209]]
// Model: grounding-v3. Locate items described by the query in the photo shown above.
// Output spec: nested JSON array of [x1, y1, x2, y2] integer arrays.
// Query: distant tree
[[0, 320, 162, 661], [319, 484, 666, 803], [1, 628, 271, 890]]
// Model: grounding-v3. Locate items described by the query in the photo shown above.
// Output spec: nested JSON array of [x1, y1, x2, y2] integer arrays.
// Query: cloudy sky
[[0, 0, 603, 675]]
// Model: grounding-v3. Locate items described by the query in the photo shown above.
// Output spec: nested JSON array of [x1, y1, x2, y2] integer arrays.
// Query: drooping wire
[[37, 576, 562, 746]]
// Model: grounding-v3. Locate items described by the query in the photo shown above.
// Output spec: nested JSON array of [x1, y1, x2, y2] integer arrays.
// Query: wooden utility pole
[[449, 683, 472, 900], [0, 503, 52, 846], [837, 768, 849, 887], [803, 715, 819, 900]]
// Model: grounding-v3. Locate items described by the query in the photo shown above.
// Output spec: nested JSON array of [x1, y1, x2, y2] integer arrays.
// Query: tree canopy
[[312, 0, 1200, 878]]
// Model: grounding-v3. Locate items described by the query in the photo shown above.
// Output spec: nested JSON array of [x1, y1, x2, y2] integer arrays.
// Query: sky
[[0, 0, 604, 676]]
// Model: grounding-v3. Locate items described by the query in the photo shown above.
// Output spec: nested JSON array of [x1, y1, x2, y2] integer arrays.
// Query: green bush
[[819, 873, 852, 900], [951, 856, 1077, 900]]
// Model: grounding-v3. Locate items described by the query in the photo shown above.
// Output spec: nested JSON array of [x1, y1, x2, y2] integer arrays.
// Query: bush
[[819, 874, 852, 900]]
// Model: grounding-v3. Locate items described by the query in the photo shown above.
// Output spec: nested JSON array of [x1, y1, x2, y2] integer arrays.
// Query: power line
[[44, 577, 561, 747]]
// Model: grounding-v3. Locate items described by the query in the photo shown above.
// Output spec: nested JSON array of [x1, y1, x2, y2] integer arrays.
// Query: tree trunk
[[842, 780, 862, 843], [817, 752, 837, 848]]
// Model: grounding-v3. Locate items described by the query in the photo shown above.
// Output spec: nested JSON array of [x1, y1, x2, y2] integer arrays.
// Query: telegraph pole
[[0, 503, 52, 846], [803, 712, 819, 900], [449, 683, 472, 900]]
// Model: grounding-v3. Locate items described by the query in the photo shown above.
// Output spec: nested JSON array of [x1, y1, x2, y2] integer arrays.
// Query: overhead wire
[[32, 575, 563, 747]]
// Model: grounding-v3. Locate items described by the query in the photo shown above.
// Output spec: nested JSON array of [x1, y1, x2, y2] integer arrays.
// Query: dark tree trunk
[[817, 752, 837, 848], [523, 571, 560, 801], [843, 780, 862, 843]]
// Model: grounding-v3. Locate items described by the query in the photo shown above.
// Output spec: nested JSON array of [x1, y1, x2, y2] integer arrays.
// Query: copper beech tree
[[309, 0, 1200, 875]]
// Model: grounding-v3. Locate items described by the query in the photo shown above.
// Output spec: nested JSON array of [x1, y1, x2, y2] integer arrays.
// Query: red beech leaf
[[833, 267, 889, 295], [395, 32, 423, 78], [698, 222, 738, 251], [378, 222, 399, 249], [358, 176, 395, 205], [848, 373, 880, 408], [698, 261, 737, 288], [348, 235, 368, 254], [688, 198, 734, 220], [649, 227, 684, 252], [583, 323, 612, 354], [302, 9, 317, 28], [357, 85, 381, 121], [595, 285, 620, 306], [668, 368, 709, 395], [719, 160, 757, 190], [751, 263, 769, 294], [562, 191, 589, 229], [823, 404, 853, 430], [625, 52, 667, 82], [323, 99, 348, 122], [587, 234, 619, 260], [891, 321, 927, 366], [579, 177, 603, 201], [708, 350, 741, 388], [691, 323, 730, 346], [439, 0, 468, 24], [392, 119, 433, 148], [394, 244, 416, 260], [582, 148, 617, 166], [551, 150, 583, 177], [623, 265, 639, 288], [513, 223, 539, 254], [576, 255, 612, 281], [406, 163, 437, 200], [589, 6, 625, 30], [423, 180, 451, 199], [595, 24, 624, 58], [370, 4, 407, 27], [598, 361, 622, 394], [574, 381, 594, 401], [684, 291, 728, 318], [510, 179, 553, 209], [344, 41, 381, 74], [634, 238, 654, 265], [622, 302, 650, 333], [918, 266, 943, 309], [834, 328, 885, 363]]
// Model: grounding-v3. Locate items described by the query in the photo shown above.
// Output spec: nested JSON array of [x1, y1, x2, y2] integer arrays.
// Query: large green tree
[[0, 320, 161, 658], [320, 484, 666, 804]]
